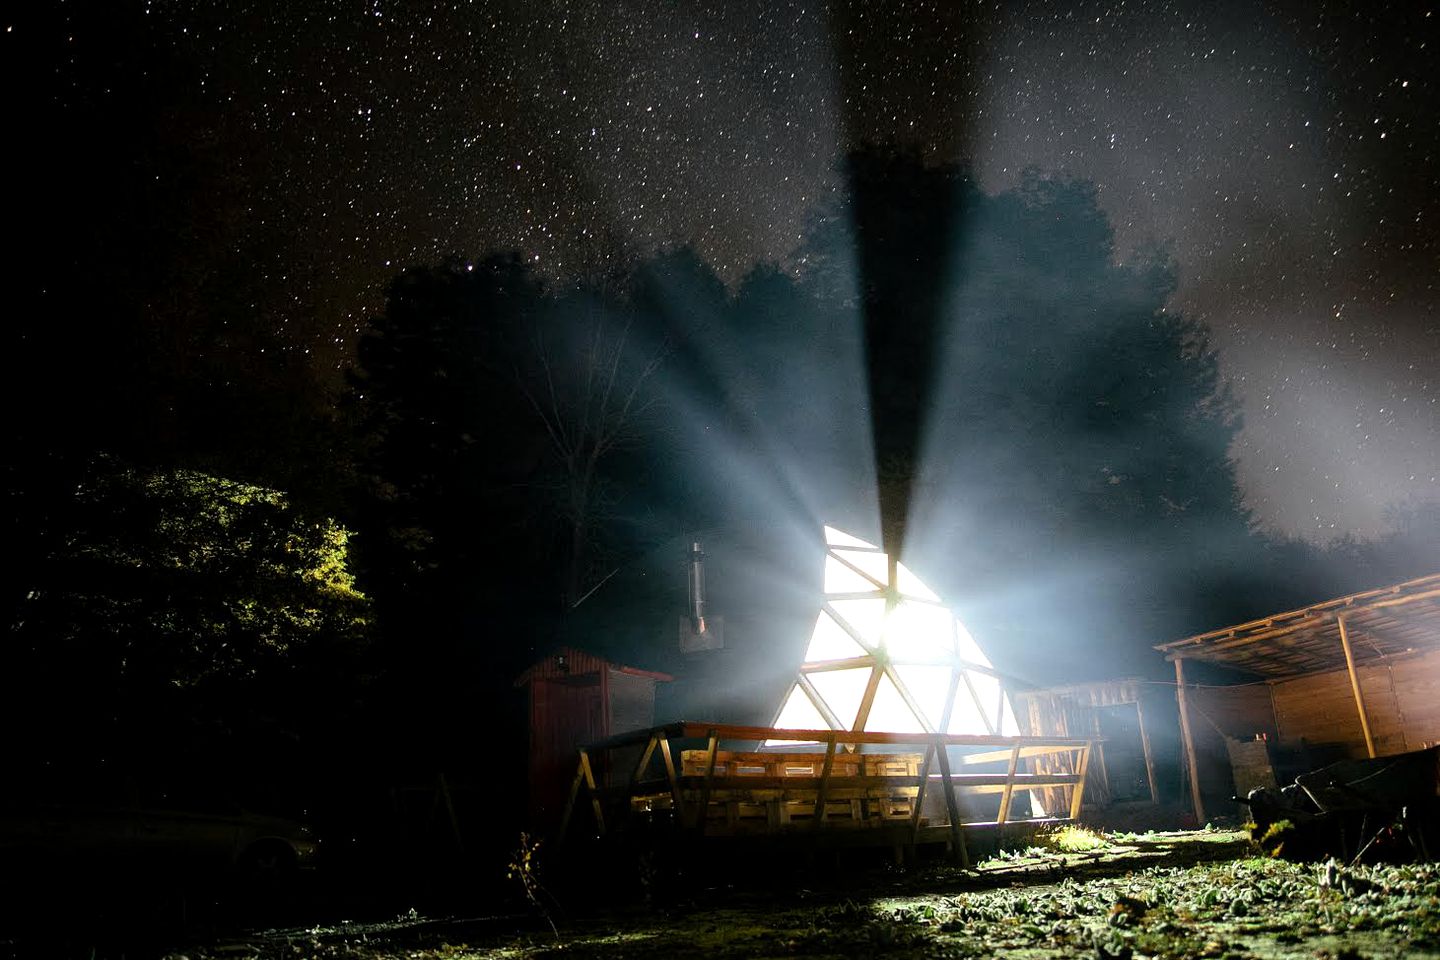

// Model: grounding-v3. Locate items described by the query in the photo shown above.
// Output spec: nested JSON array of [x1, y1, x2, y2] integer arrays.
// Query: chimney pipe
[[687, 541, 707, 635]]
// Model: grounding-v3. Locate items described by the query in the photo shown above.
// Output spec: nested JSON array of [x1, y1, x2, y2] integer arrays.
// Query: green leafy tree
[[6, 457, 369, 772]]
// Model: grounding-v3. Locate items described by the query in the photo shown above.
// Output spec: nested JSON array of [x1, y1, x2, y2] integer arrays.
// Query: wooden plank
[[667, 721, 1093, 748], [659, 736, 679, 817], [630, 735, 659, 787], [1069, 741, 1092, 820], [669, 773, 1080, 790], [933, 744, 969, 868], [557, 759, 584, 844], [997, 743, 1022, 825], [811, 735, 837, 828], [579, 749, 605, 836], [1133, 693, 1160, 803], [955, 743, 1090, 765], [695, 730, 719, 834], [853, 666, 883, 733], [1338, 615, 1377, 758], [909, 744, 935, 843], [1175, 659, 1206, 823]]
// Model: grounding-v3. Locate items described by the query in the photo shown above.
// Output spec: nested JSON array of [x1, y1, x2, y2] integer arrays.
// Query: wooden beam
[[811, 735, 838, 828], [1068, 742, 1092, 820], [630, 735, 659, 788], [579, 748, 605, 836], [996, 743, 1022, 825], [557, 755, 586, 845], [1133, 695, 1160, 804], [657, 735, 683, 816], [909, 743, 935, 843], [695, 729, 720, 834], [852, 666, 883, 732], [1337, 615, 1377, 758], [1175, 659, 1206, 824], [932, 742, 970, 868]]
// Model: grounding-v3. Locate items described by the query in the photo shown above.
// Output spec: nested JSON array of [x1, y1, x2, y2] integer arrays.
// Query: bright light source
[[775, 526, 1022, 740]]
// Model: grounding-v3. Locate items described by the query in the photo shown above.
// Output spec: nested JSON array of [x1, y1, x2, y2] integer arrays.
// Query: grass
[[173, 831, 1440, 960]]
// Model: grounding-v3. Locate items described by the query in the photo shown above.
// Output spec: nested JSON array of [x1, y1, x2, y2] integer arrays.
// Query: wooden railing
[[559, 721, 1093, 866]]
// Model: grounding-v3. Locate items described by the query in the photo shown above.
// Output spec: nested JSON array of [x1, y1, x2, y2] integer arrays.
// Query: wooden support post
[[631, 735, 659, 787], [997, 743, 1022, 826], [933, 740, 970, 868], [1069, 743, 1092, 820], [1337, 615, 1377, 758], [557, 756, 587, 844], [658, 735, 683, 816], [1133, 696, 1160, 804], [695, 729, 720, 835], [812, 735, 838, 828], [909, 744, 935, 846], [1175, 658, 1206, 824], [579, 748, 605, 836]]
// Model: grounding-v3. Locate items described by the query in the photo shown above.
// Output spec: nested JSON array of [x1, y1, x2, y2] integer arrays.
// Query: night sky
[[12, 0, 1438, 541]]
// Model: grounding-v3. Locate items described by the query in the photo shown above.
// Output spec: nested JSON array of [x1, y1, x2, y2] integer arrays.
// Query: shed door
[[530, 676, 605, 825]]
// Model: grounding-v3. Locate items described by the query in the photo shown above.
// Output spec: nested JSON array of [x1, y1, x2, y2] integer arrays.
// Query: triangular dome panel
[[824, 525, 878, 549], [824, 555, 881, 594], [829, 598, 886, 645], [809, 667, 873, 729], [893, 663, 953, 729], [803, 611, 869, 662], [774, 684, 827, 732], [867, 672, 927, 733], [833, 548, 888, 587]]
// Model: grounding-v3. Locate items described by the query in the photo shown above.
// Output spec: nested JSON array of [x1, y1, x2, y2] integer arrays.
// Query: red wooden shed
[[514, 646, 673, 827]]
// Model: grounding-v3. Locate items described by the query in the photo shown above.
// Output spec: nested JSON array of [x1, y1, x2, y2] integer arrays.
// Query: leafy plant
[[507, 832, 560, 941]]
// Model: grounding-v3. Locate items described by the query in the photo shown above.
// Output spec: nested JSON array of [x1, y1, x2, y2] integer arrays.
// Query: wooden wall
[[1271, 647, 1440, 758]]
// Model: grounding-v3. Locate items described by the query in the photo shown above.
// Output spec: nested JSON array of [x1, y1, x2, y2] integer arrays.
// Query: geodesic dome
[[770, 526, 1020, 740]]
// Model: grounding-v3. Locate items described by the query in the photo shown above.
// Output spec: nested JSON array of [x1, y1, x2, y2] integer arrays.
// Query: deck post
[[1133, 695, 1160, 803], [1174, 658, 1206, 824], [932, 738, 970, 868], [811, 734, 838, 828], [657, 735, 684, 818], [997, 743, 1022, 825], [557, 756, 585, 844], [909, 744, 935, 847], [631, 735, 659, 787], [1068, 742, 1092, 820], [579, 748, 605, 835], [1337, 614, 1377, 758], [695, 729, 720, 834]]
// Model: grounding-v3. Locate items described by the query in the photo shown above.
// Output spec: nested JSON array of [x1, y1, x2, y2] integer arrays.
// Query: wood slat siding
[[1187, 684, 1278, 741], [1272, 647, 1440, 758], [1014, 680, 1145, 812]]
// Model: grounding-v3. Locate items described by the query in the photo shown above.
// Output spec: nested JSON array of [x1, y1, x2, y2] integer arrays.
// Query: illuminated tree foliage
[[7, 457, 369, 767]]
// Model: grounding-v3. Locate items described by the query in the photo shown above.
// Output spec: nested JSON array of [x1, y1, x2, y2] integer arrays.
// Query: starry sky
[[11, 0, 1438, 541]]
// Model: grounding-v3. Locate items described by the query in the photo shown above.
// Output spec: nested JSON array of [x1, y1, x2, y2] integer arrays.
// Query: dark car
[[0, 786, 319, 882]]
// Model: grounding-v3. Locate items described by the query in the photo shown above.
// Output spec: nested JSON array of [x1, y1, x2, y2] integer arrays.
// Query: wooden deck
[[558, 721, 1094, 866]]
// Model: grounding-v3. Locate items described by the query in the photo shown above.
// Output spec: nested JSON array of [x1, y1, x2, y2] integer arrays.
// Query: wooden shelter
[[515, 647, 673, 826], [1155, 573, 1440, 822], [1012, 679, 1166, 814]]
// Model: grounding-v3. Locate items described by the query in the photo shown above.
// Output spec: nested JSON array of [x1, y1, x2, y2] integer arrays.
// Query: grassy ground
[[176, 830, 1440, 960]]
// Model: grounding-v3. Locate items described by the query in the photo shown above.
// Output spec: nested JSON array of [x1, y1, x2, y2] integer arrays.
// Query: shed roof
[[513, 645, 674, 686], [1154, 572, 1440, 679]]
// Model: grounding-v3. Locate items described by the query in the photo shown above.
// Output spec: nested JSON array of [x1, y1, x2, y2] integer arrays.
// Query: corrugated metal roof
[[513, 645, 674, 686]]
